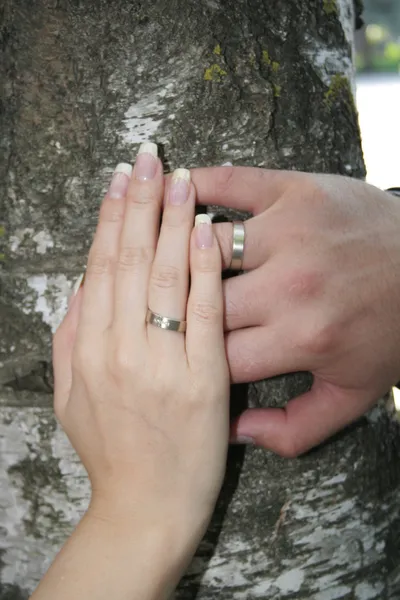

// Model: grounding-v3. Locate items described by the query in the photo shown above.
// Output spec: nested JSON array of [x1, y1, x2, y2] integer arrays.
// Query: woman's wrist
[[87, 494, 202, 589], [31, 502, 192, 600], [84, 508, 184, 598], [88, 487, 213, 556]]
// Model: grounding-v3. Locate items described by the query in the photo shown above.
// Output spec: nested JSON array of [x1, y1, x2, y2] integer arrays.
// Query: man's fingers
[[225, 324, 308, 383], [190, 166, 301, 215], [222, 268, 276, 331], [230, 379, 376, 457], [213, 214, 272, 271]]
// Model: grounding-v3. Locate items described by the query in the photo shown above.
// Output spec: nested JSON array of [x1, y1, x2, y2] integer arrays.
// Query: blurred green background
[[356, 0, 400, 72]]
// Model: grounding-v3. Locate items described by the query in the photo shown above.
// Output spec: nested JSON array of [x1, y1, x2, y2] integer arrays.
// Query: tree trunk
[[1, 0, 399, 598]]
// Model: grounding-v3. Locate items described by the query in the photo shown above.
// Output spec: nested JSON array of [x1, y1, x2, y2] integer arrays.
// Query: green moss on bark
[[323, 0, 338, 15], [324, 74, 355, 110], [204, 63, 227, 81]]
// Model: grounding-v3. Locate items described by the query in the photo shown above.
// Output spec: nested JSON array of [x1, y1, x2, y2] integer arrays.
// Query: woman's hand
[[33, 145, 229, 600], [190, 166, 400, 457]]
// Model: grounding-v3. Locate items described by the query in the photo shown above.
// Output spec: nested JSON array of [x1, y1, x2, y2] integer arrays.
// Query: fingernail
[[108, 163, 132, 199], [195, 214, 213, 249], [231, 436, 255, 445], [72, 272, 85, 296], [68, 271, 85, 309], [221, 161, 233, 167], [135, 142, 158, 181], [169, 168, 190, 205]]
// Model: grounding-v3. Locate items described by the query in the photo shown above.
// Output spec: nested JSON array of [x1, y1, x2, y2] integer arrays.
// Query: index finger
[[189, 166, 301, 215]]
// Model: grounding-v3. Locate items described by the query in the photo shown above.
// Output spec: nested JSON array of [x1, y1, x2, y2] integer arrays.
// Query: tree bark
[[1, 0, 399, 598]]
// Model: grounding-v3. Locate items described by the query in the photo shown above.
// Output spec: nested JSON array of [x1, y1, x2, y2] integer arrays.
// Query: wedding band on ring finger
[[230, 221, 245, 271], [146, 308, 187, 333]]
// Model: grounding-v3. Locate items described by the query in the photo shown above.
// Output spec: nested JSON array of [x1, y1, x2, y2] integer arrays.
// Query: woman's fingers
[[75, 164, 132, 343], [190, 166, 302, 215], [147, 170, 195, 352], [113, 143, 164, 337], [230, 379, 376, 457], [53, 285, 84, 415], [186, 215, 226, 370]]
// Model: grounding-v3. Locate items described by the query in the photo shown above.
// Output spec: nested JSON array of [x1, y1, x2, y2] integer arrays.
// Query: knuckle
[[282, 176, 327, 211], [214, 223, 232, 267], [283, 268, 324, 302], [278, 437, 302, 459], [299, 320, 338, 356], [191, 298, 221, 324], [150, 264, 180, 290], [107, 338, 135, 378], [87, 248, 115, 277], [230, 339, 264, 378], [127, 186, 156, 208], [311, 186, 330, 209], [71, 342, 99, 378], [162, 210, 192, 229], [195, 249, 219, 273], [117, 246, 154, 272], [302, 179, 330, 208], [224, 296, 243, 327], [214, 165, 235, 198], [99, 196, 124, 224]]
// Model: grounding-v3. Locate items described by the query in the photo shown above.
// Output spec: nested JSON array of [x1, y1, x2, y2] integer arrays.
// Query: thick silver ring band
[[146, 309, 187, 333], [230, 222, 245, 271]]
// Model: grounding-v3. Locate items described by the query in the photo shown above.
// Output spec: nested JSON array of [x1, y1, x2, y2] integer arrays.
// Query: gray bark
[[1, 0, 399, 598]]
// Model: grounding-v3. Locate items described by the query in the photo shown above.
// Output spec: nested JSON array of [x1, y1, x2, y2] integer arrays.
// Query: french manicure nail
[[221, 161, 233, 167], [195, 214, 213, 249], [68, 271, 85, 309], [108, 163, 132, 199], [135, 142, 158, 181], [169, 168, 190, 205], [72, 272, 85, 296]]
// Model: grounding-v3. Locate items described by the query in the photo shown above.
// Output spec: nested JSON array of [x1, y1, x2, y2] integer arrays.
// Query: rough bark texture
[[1, 0, 399, 598]]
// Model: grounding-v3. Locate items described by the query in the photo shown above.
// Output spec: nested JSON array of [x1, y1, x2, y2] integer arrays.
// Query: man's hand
[[188, 166, 400, 457]]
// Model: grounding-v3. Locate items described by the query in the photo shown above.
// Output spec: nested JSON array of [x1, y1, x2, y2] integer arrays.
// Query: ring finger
[[147, 168, 195, 351], [212, 211, 275, 272]]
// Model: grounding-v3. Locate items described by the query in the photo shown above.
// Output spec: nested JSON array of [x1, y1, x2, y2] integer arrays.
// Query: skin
[[186, 166, 400, 457], [30, 162, 400, 596], [31, 154, 230, 599]]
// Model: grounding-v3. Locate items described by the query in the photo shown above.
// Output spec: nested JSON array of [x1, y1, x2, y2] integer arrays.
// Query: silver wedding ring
[[146, 309, 187, 333], [229, 221, 245, 271]]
